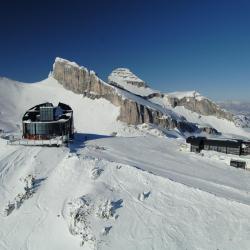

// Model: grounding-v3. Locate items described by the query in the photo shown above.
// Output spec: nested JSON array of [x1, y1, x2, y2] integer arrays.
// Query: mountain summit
[[51, 57, 245, 136]]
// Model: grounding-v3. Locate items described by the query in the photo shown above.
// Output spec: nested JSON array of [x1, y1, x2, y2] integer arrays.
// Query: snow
[[1, 76, 250, 249], [114, 87, 184, 121], [108, 68, 157, 96], [54, 57, 87, 71], [0, 77, 122, 135], [167, 90, 205, 101], [150, 96, 250, 138], [1, 136, 250, 249], [173, 106, 250, 138]]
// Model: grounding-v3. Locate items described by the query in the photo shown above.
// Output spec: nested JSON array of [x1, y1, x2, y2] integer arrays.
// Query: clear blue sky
[[1, 0, 250, 101]]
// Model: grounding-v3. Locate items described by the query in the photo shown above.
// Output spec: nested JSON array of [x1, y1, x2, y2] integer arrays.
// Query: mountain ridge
[[52, 57, 244, 135]]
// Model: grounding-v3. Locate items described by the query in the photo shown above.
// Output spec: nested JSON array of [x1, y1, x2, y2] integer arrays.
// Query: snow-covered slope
[[1, 65, 250, 249], [151, 95, 250, 138], [0, 77, 122, 135], [1, 134, 250, 249], [167, 90, 205, 101], [219, 101, 250, 128], [145, 92, 249, 138], [107, 68, 248, 137]]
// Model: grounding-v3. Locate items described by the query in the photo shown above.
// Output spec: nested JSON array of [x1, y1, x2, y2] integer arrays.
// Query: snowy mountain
[[219, 101, 250, 128], [108, 68, 156, 96], [1, 58, 250, 250], [52, 58, 196, 133], [107, 66, 247, 137]]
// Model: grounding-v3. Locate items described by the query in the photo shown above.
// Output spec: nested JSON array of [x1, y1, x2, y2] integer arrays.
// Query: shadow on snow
[[69, 132, 112, 153]]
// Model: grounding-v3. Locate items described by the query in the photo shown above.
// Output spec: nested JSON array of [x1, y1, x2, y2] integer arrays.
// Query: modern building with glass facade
[[22, 102, 74, 141]]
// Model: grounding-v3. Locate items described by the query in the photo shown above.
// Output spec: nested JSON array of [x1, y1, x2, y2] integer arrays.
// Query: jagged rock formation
[[108, 68, 233, 123], [52, 58, 196, 132], [165, 92, 234, 121]]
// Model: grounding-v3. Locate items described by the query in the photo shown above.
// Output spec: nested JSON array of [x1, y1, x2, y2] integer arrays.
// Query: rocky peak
[[108, 68, 157, 97], [52, 58, 197, 133], [165, 91, 234, 121], [108, 68, 147, 88]]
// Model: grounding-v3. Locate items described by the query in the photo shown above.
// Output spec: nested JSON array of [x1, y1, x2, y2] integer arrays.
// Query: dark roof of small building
[[22, 102, 73, 122], [203, 138, 241, 147], [186, 136, 244, 148], [186, 136, 206, 146]]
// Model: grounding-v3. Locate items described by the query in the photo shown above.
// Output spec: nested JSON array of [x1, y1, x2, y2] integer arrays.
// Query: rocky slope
[[108, 68, 234, 122], [163, 91, 234, 121], [52, 58, 195, 132], [52, 57, 247, 134], [218, 101, 250, 128]]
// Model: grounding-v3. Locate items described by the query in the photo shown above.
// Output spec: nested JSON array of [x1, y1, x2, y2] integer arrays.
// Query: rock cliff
[[52, 58, 196, 132], [108, 68, 233, 123], [165, 92, 234, 121]]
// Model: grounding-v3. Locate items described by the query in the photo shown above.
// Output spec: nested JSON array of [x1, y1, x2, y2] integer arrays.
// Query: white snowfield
[[0, 76, 250, 250]]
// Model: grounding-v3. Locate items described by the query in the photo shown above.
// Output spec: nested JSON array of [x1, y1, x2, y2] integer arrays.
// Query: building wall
[[23, 119, 73, 139], [202, 144, 240, 155], [191, 145, 200, 153]]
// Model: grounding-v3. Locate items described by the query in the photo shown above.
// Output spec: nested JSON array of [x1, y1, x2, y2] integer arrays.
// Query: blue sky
[[0, 0, 250, 101]]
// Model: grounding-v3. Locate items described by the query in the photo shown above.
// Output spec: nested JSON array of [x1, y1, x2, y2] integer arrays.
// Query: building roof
[[186, 136, 206, 146], [22, 102, 73, 123], [186, 136, 244, 148], [204, 138, 242, 147]]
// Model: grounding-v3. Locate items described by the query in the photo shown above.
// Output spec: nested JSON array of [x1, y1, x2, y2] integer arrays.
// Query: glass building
[[22, 102, 74, 141]]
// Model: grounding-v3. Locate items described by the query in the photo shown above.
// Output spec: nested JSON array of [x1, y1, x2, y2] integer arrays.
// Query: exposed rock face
[[108, 68, 233, 123], [52, 58, 196, 132], [166, 94, 233, 121], [145, 91, 233, 122]]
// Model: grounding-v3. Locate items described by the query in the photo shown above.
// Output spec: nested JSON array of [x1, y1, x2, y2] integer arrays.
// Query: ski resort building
[[22, 102, 74, 141], [186, 136, 206, 153], [186, 136, 250, 156]]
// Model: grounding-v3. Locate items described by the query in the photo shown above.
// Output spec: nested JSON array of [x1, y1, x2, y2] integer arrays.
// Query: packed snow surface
[[1, 76, 250, 249]]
